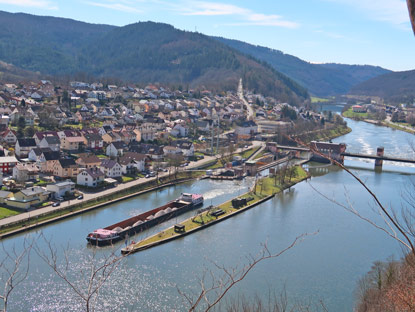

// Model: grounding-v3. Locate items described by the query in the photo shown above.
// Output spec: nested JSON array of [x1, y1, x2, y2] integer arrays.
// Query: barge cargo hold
[[86, 193, 203, 246]]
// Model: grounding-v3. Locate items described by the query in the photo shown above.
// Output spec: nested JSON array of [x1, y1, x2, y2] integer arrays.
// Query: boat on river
[[86, 193, 204, 246]]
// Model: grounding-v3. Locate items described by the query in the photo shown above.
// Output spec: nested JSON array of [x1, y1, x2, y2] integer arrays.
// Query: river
[[2, 115, 415, 311]]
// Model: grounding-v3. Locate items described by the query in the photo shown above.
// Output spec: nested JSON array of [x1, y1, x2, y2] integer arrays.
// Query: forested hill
[[349, 69, 415, 100], [214, 37, 391, 96], [0, 11, 308, 103]]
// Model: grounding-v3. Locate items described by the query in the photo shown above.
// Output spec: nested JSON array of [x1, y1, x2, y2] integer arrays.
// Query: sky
[[0, 0, 414, 71]]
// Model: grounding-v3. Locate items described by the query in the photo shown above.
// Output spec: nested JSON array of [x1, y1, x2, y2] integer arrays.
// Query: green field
[[342, 107, 369, 119], [121, 176, 134, 183], [311, 96, 331, 103], [0, 207, 19, 219]]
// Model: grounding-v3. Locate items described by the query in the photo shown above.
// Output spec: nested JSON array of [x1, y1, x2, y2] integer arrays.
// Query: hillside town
[[0, 80, 330, 212]]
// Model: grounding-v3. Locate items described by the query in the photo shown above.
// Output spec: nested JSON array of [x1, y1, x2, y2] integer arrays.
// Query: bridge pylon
[[375, 147, 384, 168]]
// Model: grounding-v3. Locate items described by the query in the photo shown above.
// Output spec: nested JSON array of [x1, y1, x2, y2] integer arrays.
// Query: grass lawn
[[204, 161, 223, 170], [34, 179, 48, 186], [122, 176, 134, 183], [311, 96, 331, 103], [0, 207, 19, 219], [240, 148, 255, 159], [254, 151, 266, 160], [342, 107, 370, 119]]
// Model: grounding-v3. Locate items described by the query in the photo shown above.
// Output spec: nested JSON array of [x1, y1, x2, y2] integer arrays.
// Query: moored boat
[[86, 193, 203, 246]]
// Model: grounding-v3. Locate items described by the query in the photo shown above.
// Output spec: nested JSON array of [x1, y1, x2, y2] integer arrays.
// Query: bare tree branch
[[408, 0, 415, 35], [34, 233, 127, 312], [0, 238, 33, 312], [295, 137, 415, 256], [180, 233, 317, 312]]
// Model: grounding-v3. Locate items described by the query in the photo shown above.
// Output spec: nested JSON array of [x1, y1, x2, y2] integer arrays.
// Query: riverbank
[[0, 171, 204, 239], [342, 109, 415, 135], [297, 125, 352, 143], [122, 166, 309, 254]]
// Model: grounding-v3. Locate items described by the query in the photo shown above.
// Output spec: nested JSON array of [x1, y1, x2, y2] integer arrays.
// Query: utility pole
[[216, 115, 220, 153], [211, 124, 214, 155]]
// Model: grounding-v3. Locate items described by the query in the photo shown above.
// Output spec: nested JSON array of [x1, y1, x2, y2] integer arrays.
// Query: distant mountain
[[0, 60, 40, 82], [214, 37, 391, 96], [350, 69, 415, 100], [0, 11, 113, 74], [0, 11, 308, 103]]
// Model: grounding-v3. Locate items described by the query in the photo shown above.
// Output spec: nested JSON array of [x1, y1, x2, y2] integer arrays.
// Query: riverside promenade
[[0, 142, 264, 232]]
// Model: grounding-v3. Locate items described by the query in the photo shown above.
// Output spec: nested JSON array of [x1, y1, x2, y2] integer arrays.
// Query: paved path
[[238, 79, 255, 120], [0, 142, 264, 228]]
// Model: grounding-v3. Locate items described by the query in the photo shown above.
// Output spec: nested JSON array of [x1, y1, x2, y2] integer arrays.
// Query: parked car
[[56, 197, 64, 202], [145, 174, 150, 178], [77, 194, 84, 200], [149, 171, 156, 177], [52, 202, 60, 207]]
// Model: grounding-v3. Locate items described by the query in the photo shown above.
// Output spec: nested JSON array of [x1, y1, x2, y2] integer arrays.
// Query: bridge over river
[[275, 143, 415, 168]]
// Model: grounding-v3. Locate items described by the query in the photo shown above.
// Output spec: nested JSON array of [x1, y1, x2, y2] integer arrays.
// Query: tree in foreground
[[0, 239, 32, 312]]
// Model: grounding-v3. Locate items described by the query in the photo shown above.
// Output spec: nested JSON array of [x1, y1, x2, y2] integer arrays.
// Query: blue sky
[[0, 0, 414, 71]]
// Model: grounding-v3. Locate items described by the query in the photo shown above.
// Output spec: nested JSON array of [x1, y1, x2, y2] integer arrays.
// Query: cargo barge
[[86, 193, 203, 246]]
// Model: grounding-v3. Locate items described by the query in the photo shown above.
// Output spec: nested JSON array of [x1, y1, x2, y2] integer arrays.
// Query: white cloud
[[326, 0, 409, 25], [180, 1, 299, 28], [85, 1, 143, 13], [0, 0, 57, 9]]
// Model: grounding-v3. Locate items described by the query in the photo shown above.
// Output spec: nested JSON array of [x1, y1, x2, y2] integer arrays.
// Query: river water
[[2, 115, 415, 311]]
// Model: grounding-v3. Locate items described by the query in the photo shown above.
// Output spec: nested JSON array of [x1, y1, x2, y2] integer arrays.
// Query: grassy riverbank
[[0, 171, 204, 237], [126, 166, 308, 253], [297, 125, 352, 143], [0, 207, 18, 220], [342, 108, 415, 134]]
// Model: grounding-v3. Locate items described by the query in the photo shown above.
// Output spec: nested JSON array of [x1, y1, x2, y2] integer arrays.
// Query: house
[[46, 181, 76, 199], [76, 153, 101, 169], [12, 163, 40, 182], [352, 105, 367, 113], [83, 133, 104, 150], [60, 136, 85, 151], [38, 136, 61, 152], [106, 141, 127, 158], [0, 190, 13, 204], [171, 124, 188, 137], [28, 147, 52, 162], [138, 125, 157, 141], [171, 140, 194, 157], [0, 129, 17, 144], [58, 130, 85, 152], [102, 132, 122, 144], [15, 138, 37, 158], [196, 120, 211, 132], [7, 186, 51, 210], [0, 156, 18, 174], [52, 158, 79, 178], [129, 143, 164, 160], [235, 120, 258, 136], [100, 159, 122, 178], [163, 146, 182, 156], [38, 150, 61, 173], [118, 152, 148, 174], [10, 107, 36, 126], [77, 168, 105, 187]]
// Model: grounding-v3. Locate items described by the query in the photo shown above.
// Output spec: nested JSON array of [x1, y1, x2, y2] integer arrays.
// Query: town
[[0, 79, 338, 216]]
